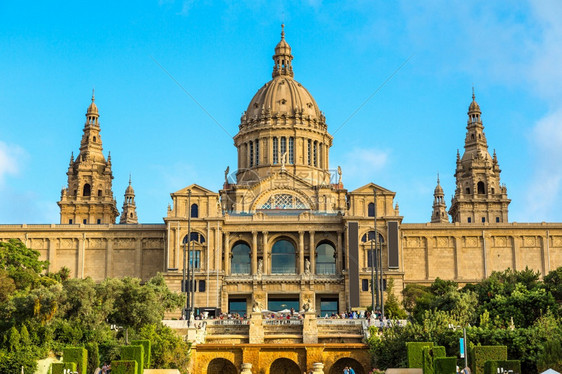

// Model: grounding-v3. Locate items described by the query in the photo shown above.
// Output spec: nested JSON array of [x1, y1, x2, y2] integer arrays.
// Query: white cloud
[[338, 147, 389, 185], [0, 141, 25, 185], [523, 109, 562, 220]]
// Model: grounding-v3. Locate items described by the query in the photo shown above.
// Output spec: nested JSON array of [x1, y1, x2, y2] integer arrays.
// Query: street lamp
[[371, 189, 377, 312], [448, 324, 468, 369], [182, 189, 193, 324]]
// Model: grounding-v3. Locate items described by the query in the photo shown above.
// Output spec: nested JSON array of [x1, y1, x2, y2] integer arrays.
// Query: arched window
[[280, 137, 287, 158], [271, 239, 296, 274], [289, 137, 294, 164], [191, 203, 199, 218], [273, 137, 279, 164], [361, 231, 384, 243], [307, 139, 311, 165], [249, 141, 254, 167], [255, 139, 260, 166], [368, 202, 375, 217], [313, 141, 318, 166], [184, 232, 205, 244], [83, 183, 91, 197], [316, 242, 336, 275], [477, 181, 485, 194], [231, 242, 251, 274], [260, 194, 308, 209]]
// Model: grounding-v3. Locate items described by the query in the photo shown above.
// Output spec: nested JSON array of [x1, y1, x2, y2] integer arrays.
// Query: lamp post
[[185, 189, 192, 324], [371, 189, 376, 312]]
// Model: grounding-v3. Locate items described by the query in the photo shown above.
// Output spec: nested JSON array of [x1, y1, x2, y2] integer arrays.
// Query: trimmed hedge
[[407, 342, 434, 368], [434, 357, 457, 374], [484, 360, 521, 374], [51, 362, 77, 374], [111, 360, 138, 374], [470, 346, 507, 374], [63, 347, 88, 374], [422, 346, 447, 374], [121, 345, 144, 374], [130, 339, 151, 368], [433, 346, 446, 359], [422, 347, 434, 374]]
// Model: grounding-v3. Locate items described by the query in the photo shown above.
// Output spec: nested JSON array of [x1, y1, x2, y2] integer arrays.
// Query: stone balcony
[[164, 313, 369, 345]]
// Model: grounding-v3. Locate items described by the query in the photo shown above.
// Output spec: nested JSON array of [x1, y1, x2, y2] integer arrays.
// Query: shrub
[[434, 357, 457, 374], [85, 342, 99, 374], [51, 362, 77, 374], [130, 339, 151, 367], [484, 360, 521, 374], [121, 345, 144, 374], [422, 346, 446, 374], [407, 342, 434, 368], [470, 346, 507, 374], [111, 360, 138, 374], [63, 347, 88, 374]]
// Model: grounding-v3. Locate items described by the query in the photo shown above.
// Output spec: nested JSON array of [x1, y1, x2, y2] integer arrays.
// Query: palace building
[[1, 27, 561, 319]]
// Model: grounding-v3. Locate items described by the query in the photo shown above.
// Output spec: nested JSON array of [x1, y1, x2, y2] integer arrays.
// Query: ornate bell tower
[[58, 91, 119, 224], [431, 175, 449, 223], [449, 90, 510, 224], [120, 176, 138, 224]]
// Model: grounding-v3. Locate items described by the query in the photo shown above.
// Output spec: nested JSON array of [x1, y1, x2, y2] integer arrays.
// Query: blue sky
[[1, 1, 562, 224]]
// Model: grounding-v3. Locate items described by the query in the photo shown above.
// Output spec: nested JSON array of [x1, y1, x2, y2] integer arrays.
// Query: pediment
[[172, 184, 218, 196], [351, 182, 395, 196]]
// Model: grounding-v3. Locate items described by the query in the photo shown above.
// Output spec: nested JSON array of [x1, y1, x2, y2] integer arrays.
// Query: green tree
[[136, 324, 190, 372], [384, 279, 407, 319], [0, 239, 48, 290], [544, 266, 562, 303]]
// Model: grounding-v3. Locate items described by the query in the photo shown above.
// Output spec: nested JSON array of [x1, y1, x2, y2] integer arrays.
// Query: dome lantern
[[272, 24, 294, 78]]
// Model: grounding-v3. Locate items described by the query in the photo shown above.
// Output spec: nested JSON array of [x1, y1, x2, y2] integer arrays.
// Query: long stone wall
[[0, 224, 166, 281], [400, 223, 562, 284]]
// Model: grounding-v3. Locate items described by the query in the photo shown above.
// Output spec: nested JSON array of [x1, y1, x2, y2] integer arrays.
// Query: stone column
[[425, 236, 432, 280], [47, 238, 56, 273], [135, 238, 142, 278], [78, 235, 85, 279], [312, 362, 325, 374], [310, 231, 316, 275], [336, 231, 342, 274], [299, 231, 305, 274], [512, 235, 520, 271], [105, 238, 114, 278], [240, 363, 253, 374], [303, 311, 318, 343], [252, 231, 258, 275], [453, 236, 460, 280], [249, 312, 264, 344], [262, 231, 269, 274], [224, 232, 230, 275]]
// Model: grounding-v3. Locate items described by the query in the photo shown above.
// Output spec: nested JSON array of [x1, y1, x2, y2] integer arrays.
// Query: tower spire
[[120, 175, 138, 224], [58, 92, 119, 225], [272, 24, 294, 78], [431, 173, 449, 223], [449, 90, 510, 224]]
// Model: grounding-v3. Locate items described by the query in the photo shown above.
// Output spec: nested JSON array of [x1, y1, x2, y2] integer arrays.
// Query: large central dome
[[233, 25, 333, 185], [238, 24, 327, 130]]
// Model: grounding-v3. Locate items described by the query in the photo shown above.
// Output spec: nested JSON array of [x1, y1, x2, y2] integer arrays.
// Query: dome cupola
[[233, 25, 333, 185]]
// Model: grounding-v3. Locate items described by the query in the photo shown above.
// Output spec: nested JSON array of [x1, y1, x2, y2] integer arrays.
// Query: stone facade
[[1, 27, 562, 319]]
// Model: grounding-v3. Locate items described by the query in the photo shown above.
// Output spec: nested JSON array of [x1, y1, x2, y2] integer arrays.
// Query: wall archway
[[270, 358, 301, 374], [207, 358, 237, 374], [329, 358, 365, 374]]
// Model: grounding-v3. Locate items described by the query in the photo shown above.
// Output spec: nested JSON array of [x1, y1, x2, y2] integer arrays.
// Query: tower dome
[[233, 25, 332, 185], [240, 24, 326, 129]]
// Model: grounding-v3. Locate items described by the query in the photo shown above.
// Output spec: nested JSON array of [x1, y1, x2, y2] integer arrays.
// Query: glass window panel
[[320, 299, 338, 317], [268, 299, 299, 312], [316, 242, 336, 275], [231, 242, 251, 274], [229, 299, 247, 315], [271, 240, 296, 274]]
